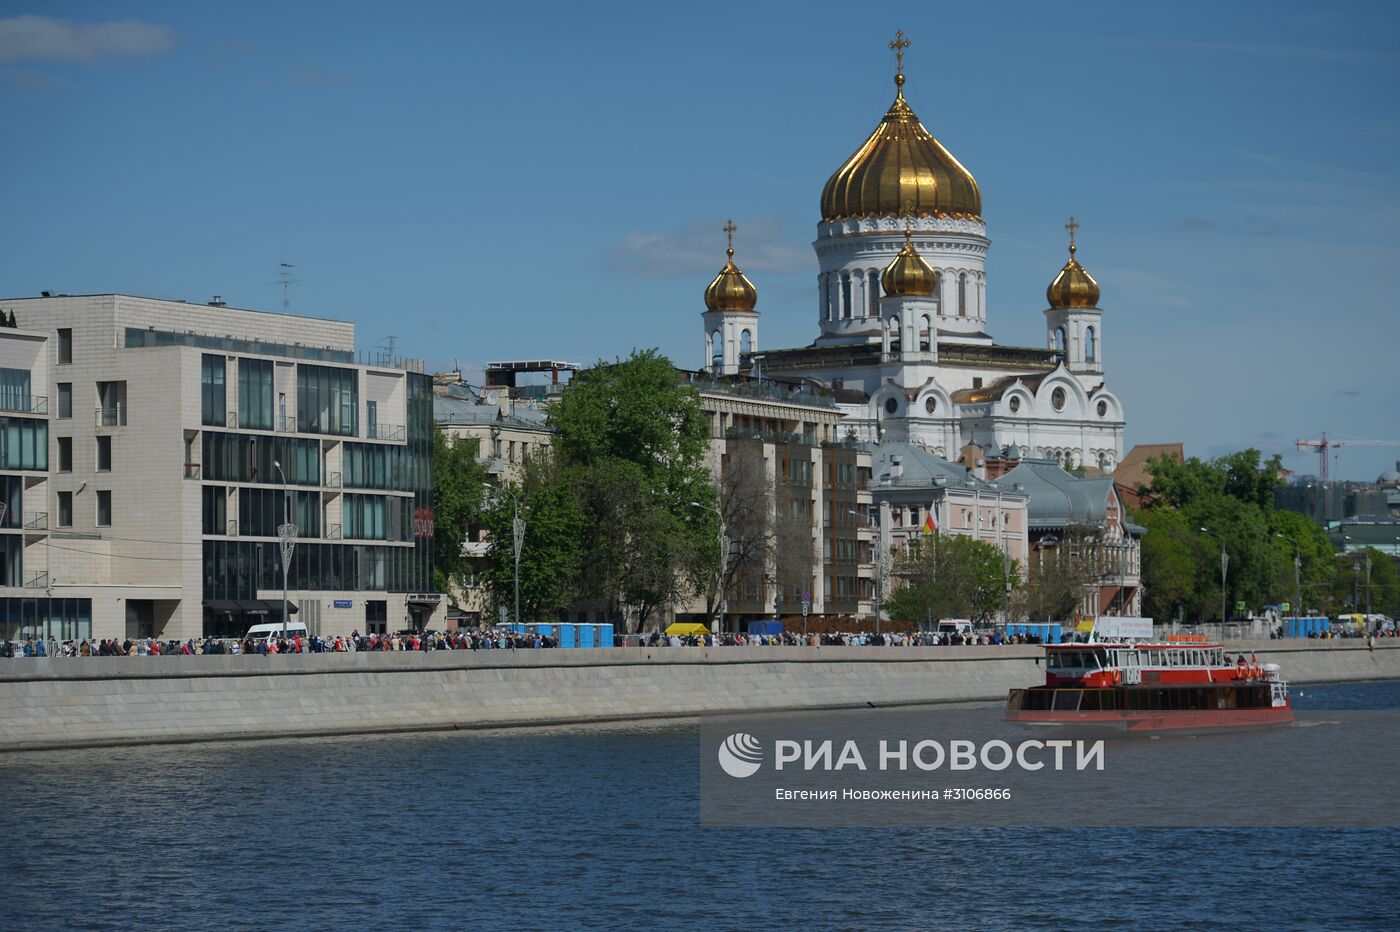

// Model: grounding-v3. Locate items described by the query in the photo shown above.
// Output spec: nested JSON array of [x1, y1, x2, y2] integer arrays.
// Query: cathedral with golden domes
[[702, 33, 1125, 472]]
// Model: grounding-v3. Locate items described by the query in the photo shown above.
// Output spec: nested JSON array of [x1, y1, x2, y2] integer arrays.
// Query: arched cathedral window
[[711, 329, 723, 369], [958, 273, 967, 316], [1054, 327, 1066, 358], [739, 329, 752, 355], [841, 273, 852, 319], [868, 270, 879, 316], [1085, 326, 1096, 363]]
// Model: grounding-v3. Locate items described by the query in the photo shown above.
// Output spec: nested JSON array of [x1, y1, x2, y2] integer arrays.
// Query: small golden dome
[[881, 231, 938, 297], [820, 39, 981, 223], [704, 220, 758, 312], [1047, 242, 1100, 309]]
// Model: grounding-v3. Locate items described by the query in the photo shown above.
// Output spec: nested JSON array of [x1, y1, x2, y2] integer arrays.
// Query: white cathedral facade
[[702, 37, 1125, 472]]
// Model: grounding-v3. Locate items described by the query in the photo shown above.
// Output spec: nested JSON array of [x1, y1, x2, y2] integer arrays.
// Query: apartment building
[[0, 294, 437, 642]]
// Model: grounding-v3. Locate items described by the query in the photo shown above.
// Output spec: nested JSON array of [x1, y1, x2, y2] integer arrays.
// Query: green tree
[[548, 349, 719, 630], [430, 428, 490, 595], [887, 534, 1018, 625], [1014, 526, 1105, 621], [1136, 448, 1292, 621], [481, 454, 586, 623], [1268, 509, 1336, 614]]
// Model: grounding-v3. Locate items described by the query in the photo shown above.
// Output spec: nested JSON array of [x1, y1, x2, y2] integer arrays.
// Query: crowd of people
[[630, 629, 1041, 648], [6, 620, 1395, 660], [0, 628, 561, 659]]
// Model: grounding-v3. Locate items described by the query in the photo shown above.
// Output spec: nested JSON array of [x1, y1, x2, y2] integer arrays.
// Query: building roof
[[866, 441, 1002, 492], [1113, 442, 1183, 506], [432, 392, 551, 433], [997, 458, 1139, 533], [949, 372, 1051, 405]]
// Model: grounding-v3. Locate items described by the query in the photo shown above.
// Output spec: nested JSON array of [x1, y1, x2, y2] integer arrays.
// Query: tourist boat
[[1004, 632, 1293, 734]]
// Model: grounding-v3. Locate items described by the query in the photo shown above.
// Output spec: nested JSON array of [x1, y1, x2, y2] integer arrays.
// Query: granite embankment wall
[[0, 640, 1395, 753]]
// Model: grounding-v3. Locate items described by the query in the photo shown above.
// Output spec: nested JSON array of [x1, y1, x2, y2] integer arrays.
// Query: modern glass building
[[0, 293, 438, 642]]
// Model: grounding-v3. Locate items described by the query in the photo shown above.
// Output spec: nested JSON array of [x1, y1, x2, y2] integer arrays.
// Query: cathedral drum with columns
[[701, 32, 1125, 473]]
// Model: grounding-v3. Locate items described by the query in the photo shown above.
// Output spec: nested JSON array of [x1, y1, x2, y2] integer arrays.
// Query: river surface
[[1, 681, 1397, 931]]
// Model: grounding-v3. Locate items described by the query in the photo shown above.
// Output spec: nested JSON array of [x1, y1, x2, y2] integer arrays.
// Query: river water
[[1, 681, 1397, 930]]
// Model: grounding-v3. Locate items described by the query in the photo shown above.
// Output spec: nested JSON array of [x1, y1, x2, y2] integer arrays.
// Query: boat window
[[1092, 649, 1109, 668], [1052, 690, 1081, 711]]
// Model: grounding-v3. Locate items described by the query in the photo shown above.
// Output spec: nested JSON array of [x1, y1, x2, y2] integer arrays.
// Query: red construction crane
[[1296, 433, 1400, 481]]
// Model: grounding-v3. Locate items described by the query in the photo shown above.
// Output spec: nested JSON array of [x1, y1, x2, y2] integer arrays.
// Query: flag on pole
[[922, 510, 937, 534]]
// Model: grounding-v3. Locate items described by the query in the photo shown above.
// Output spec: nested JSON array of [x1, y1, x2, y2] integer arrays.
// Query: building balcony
[[23, 512, 48, 531], [324, 523, 342, 540], [24, 571, 48, 589], [324, 470, 342, 489], [94, 404, 126, 427], [367, 422, 406, 441], [184, 463, 202, 480], [277, 415, 298, 433], [0, 395, 47, 416]]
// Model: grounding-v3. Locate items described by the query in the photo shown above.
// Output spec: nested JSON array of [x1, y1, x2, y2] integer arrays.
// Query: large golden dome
[[881, 231, 938, 297], [704, 220, 758, 312], [820, 62, 981, 222], [1047, 241, 1100, 309]]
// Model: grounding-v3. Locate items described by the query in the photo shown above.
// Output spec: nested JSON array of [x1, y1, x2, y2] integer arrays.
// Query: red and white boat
[[1005, 630, 1293, 734]]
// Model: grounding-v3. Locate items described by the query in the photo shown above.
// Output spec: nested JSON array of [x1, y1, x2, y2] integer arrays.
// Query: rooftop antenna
[[278, 262, 298, 309]]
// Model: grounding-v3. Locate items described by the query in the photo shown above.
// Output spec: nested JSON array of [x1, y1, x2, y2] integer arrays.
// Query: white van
[[936, 619, 973, 636], [245, 622, 308, 642]]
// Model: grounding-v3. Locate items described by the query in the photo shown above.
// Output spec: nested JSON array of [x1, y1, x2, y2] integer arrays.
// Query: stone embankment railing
[[0, 640, 1394, 753]]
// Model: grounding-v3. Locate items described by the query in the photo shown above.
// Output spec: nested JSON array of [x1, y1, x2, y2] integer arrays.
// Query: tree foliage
[[481, 453, 586, 624], [1014, 526, 1106, 621], [1131, 447, 1395, 621], [886, 534, 1018, 625], [430, 428, 490, 595], [476, 350, 719, 630]]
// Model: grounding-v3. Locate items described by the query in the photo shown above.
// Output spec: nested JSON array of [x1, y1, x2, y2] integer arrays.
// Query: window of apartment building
[[0, 417, 48, 471], [238, 357, 274, 430], [202, 485, 226, 535], [296, 364, 358, 436], [0, 368, 31, 413], [57, 491, 72, 528], [96, 381, 126, 426], [57, 383, 71, 419], [57, 436, 72, 472], [96, 435, 111, 471], [508, 440, 515, 463], [0, 475, 19, 530], [96, 490, 112, 527], [366, 400, 378, 438], [201, 355, 226, 427], [57, 328, 72, 365]]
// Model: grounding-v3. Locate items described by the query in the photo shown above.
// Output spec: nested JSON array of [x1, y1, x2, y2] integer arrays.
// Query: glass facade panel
[[238, 358, 274, 430], [0, 368, 31, 412], [296, 364, 358, 436], [0, 535, 19, 586], [201, 433, 321, 485], [202, 485, 226, 535], [124, 328, 353, 364], [0, 418, 47, 470], [201, 354, 226, 427], [0, 475, 20, 529], [0, 598, 92, 642]]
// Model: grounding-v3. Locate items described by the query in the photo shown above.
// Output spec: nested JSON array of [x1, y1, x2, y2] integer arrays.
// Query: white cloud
[[605, 216, 809, 278], [0, 15, 177, 64]]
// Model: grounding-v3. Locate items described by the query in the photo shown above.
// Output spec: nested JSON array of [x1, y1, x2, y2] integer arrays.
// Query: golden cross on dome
[[889, 30, 909, 95], [723, 219, 736, 258], [889, 30, 909, 74], [901, 198, 915, 241], [1065, 215, 1079, 252]]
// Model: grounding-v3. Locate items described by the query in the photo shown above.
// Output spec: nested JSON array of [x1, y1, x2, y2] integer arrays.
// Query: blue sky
[[2, 1, 1398, 480]]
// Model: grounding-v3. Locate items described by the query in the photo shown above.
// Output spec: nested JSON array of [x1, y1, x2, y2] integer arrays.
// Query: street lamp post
[[484, 484, 524, 628], [273, 460, 295, 638], [1200, 527, 1228, 630]]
